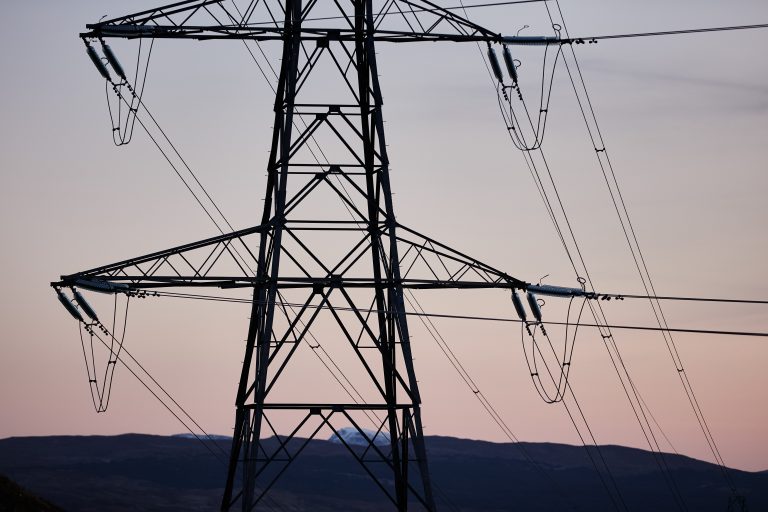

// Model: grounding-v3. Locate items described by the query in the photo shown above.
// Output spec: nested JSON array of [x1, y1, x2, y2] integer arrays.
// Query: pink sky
[[1, 0, 767, 475]]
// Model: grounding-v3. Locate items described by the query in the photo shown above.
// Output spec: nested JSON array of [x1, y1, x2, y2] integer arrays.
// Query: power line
[[473, 47, 630, 507], [441, 0, 550, 9], [230, 1, 768, 42], [77, 317, 288, 511], [607, 294, 768, 305], [146, 291, 768, 337], [402, 290, 578, 511], [490, 33, 682, 509], [525, 324, 630, 511], [240, 0, 550, 26], [548, 0, 736, 498], [109, 88, 258, 275], [471, 1, 753, 505], [577, 22, 768, 42]]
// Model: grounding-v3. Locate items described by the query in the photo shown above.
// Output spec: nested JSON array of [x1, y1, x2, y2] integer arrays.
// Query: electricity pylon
[[55, 0, 558, 509]]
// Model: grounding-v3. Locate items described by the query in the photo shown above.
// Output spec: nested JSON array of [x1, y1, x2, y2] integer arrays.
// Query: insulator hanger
[[54, 285, 131, 413], [486, 42, 521, 89], [82, 36, 152, 146], [83, 37, 129, 86]]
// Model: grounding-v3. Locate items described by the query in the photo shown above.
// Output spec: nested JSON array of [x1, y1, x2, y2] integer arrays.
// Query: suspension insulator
[[501, 36, 558, 45], [526, 291, 543, 322], [527, 284, 585, 297], [487, 47, 504, 84], [511, 290, 527, 322], [74, 278, 129, 294], [502, 45, 518, 84], [57, 290, 85, 323], [86, 44, 111, 82], [101, 43, 127, 82], [73, 288, 99, 322]]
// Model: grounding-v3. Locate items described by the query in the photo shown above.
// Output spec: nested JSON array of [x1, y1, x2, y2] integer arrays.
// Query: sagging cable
[[83, 37, 155, 146], [104, 38, 154, 146], [55, 286, 130, 413], [498, 41, 563, 151], [512, 289, 587, 404]]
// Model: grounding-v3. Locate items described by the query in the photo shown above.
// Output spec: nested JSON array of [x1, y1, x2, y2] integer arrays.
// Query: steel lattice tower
[[56, 1, 555, 509], [226, 0, 437, 506]]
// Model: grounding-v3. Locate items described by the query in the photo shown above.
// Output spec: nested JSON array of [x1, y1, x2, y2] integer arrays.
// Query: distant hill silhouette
[[0, 434, 765, 511]]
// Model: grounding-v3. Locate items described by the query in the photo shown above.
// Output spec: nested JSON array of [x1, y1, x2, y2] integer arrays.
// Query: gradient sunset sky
[[1, 0, 766, 474]]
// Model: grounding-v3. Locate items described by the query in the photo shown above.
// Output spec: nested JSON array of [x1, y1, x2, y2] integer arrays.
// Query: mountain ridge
[[1, 434, 764, 511]]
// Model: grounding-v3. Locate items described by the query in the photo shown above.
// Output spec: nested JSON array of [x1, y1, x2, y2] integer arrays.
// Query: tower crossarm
[[52, 223, 267, 293], [81, 0, 560, 45], [394, 222, 526, 290], [51, 222, 530, 293]]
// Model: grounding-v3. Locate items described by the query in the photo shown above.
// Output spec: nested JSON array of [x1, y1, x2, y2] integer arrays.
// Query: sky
[[1, 0, 767, 477]]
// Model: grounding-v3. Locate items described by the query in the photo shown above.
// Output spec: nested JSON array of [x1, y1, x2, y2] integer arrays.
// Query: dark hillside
[[0, 434, 765, 511], [0, 473, 65, 512]]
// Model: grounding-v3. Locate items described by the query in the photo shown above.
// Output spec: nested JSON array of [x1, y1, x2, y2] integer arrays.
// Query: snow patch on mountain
[[328, 427, 390, 446]]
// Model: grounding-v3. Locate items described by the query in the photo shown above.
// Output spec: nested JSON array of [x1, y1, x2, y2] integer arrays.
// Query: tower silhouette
[[55, 1, 554, 509]]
